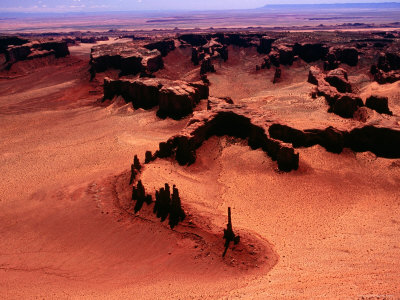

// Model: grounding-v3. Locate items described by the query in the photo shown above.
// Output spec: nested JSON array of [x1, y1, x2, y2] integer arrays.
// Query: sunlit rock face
[[103, 77, 208, 120], [90, 43, 163, 76], [4, 40, 69, 67]]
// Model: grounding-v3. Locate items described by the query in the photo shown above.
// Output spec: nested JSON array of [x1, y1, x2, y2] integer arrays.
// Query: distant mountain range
[[261, 2, 400, 10]]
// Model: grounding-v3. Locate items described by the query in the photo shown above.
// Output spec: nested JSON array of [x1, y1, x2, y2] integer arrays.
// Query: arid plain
[[1, 6, 400, 299]]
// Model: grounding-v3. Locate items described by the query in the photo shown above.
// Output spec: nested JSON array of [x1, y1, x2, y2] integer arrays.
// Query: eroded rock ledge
[[90, 43, 163, 77], [154, 100, 300, 172], [269, 124, 400, 158], [308, 66, 363, 118], [103, 77, 209, 120], [190, 38, 228, 75], [0, 36, 29, 54], [371, 51, 400, 84], [152, 99, 400, 172], [143, 39, 176, 57], [4, 40, 69, 68]]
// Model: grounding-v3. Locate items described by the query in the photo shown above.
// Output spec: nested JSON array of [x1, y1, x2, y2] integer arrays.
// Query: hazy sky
[[0, 0, 398, 12]]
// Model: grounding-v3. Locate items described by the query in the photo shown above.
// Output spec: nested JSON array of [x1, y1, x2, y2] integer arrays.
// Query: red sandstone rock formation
[[154, 100, 300, 172], [325, 68, 352, 93], [179, 34, 208, 47], [324, 46, 359, 70], [268, 45, 295, 67], [308, 66, 363, 118], [269, 123, 400, 158], [4, 40, 69, 67], [273, 68, 282, 84], [293, 43, 329, 63], [191, 38, 228, 75], [365, 95, 393, 115], [370, 51, 400, 83], [257, 36, 276, 54], [103, 77, 209, 120], [0, 36, 29, 54], [90, 43, 163, 76], [144, 39, 176, 57]]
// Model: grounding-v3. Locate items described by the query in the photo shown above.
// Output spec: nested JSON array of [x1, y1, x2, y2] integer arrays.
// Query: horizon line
[[1, 1, 400, 15]]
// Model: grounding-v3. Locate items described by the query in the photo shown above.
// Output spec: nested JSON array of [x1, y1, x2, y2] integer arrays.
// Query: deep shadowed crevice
[[269, 123, 400, 159]]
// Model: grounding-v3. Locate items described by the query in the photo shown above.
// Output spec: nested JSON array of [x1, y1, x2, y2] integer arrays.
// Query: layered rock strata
[[90, 43, 163, 76], [371, 51, 400, 83], [308, 66, 363, 118], [152, 100, 400, 172], [143, 39, 176, 57], [0, 36, 29, 54], [4, 40, 69, 67], [191, 38, 228, 75], [154, 101, 300, 172], [269, 123, 400, 159], [103, 77, 209, 120]]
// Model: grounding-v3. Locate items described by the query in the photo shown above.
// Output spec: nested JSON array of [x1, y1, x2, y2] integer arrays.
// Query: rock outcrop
[[90, 43, 163, 76], [181, 33, 262, 51], [269, 123, 400, 158], [154, 101, 300, 172], [324, 47, 359, 70], [273, 68, 282, 84], [4, 40, 69, 66], [293, 43, 329, 63], [334, 47, 359, 66], [200, 56, 216, 75], [269, 124, 345, 154], [144, 39, 176, 57], [365, 95, 392, 115], [33, 41, 70, 58], [191, 38, 228, 75], [78, 36, 109, 44], [0, 36, 29, 54], [377, 52, 400, 72], [153, 97, 400, 171], [346, 126, 400, 158], [207, 96, 234, 110], [323, 47, 359, 70], [219, 33, 260, 48], [308, 66, 363, 118], [371, 52, 400, 83], [260, 57, 271, 69], [179, 34, 208, 46], [103, 77, 209, 119], [257, 36, 276, 54], [325, 68, 352, 93], [353, 107, 376, 123], [332, 95, 364, 119], [269, 45, 295, 67], [261, 43, 357, 68], [5, 45, 31, 63], [373, 69, 400, 84]]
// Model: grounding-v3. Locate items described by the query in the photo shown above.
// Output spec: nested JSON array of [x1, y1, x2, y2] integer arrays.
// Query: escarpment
[[308, 66, 363, 118], [152, 99, 400, 172], [0, 36, 29, 54], [190, 38, 228, 75], [143, 39, 176, 57], [98, 31, 400, 171], [103, 77, 209, 120], [90, 43, 164, 77], [4, 40, 69, 68], [371, 51, 400, 84], [269, 123, 400, 159], [269, 124, 400, 158], [154, 101, 300, 172]]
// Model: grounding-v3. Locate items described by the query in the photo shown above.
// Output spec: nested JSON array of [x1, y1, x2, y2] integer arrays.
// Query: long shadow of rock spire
[[223, 207, 240, 257]]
